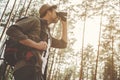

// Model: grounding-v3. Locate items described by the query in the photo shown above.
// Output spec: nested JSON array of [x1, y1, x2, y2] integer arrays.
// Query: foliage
[[0, 0, 120, 80]]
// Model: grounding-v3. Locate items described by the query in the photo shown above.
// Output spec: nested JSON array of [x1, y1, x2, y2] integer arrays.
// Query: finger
[[43, 41, 47, 45], [42, 43, 47, 50], [44, 44, 47, 49], [42, 42, 47, 46], [43, 42, 48, 47]]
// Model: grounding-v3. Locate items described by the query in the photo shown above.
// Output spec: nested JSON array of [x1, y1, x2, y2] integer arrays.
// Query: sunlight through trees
[[0, 0, 120, 80]]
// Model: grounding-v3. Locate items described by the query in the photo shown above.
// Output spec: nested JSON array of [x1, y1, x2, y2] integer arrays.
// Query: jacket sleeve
[[6, 17, 40, 41], [51, 37, 67, 49]]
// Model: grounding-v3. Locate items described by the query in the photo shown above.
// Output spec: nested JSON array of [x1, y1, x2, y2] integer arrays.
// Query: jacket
[[6, 16, 67, 73]]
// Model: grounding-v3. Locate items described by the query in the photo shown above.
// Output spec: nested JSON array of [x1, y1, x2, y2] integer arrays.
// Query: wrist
[[34, 42, 41, 50]]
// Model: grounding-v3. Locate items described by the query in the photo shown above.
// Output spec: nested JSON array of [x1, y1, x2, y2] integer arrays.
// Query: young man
[[6, 4, 67, 80]]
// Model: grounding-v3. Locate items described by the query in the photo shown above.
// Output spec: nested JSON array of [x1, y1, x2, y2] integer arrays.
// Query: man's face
[[49, 9, 59, 23]]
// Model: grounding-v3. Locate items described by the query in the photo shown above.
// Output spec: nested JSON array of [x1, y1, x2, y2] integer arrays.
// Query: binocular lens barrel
[[56, 12, 67, 21]]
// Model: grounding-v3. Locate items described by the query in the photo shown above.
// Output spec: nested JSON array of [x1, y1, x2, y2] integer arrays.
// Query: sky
[[73, 16, 101, 51]]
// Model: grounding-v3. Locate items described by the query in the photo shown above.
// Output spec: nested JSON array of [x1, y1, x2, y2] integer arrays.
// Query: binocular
[[56, 12, 67, 21]]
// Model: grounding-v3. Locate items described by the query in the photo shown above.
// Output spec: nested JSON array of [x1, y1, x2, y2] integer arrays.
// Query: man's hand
[[36, 41, 48, 50]]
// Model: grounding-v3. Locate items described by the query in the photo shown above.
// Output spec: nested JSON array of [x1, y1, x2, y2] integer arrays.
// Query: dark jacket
[[6, 16, 67, 74]]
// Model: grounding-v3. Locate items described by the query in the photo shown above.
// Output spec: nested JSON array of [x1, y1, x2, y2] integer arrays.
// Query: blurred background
[[0, 0, 120, 80]]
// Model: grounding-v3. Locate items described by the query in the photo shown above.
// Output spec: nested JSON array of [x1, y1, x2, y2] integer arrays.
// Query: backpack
[[4, 38, 27, 66], [4, 17, 31, 66], [4, 17, 48, 66], [4, 17, 28, 66], [4, 17, 47, 66]]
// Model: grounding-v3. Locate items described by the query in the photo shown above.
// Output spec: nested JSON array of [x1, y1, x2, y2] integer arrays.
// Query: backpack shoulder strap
[[16, 17, 28, 23]]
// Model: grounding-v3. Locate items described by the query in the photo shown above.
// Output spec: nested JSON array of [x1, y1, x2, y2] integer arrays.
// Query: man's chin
[[52, 20, 58, 23]]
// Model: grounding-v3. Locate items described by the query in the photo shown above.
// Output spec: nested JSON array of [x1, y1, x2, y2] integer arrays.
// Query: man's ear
[[47, 10, 52, 16]]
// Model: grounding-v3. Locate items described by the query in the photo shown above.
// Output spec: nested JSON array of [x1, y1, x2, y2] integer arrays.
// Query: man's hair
[[39, 4, 57, 18], [40, 8, 54, 18]]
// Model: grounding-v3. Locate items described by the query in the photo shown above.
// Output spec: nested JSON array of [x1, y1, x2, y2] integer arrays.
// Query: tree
[[103, 56, 117, 80]]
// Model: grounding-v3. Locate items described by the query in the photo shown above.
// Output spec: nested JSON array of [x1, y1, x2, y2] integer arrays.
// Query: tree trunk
[[47, 49, 56, 80], [0, 0, 17, 41], [0, 0, 10, 24], [94, 2, 104, 80], [24, 0, 33, 16]]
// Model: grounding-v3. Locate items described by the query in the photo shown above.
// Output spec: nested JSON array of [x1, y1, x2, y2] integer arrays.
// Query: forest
[[0, 0, 120, 80]]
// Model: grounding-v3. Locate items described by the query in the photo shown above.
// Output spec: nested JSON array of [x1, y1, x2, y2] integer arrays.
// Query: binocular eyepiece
[[56, 12, 67, 21]]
